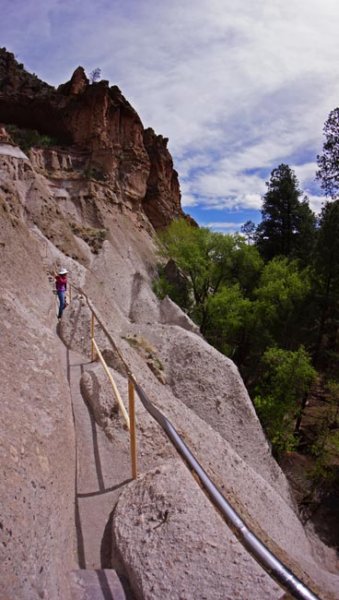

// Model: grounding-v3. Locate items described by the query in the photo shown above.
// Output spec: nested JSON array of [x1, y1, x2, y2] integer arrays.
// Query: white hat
[[59, 268, 68, 275]]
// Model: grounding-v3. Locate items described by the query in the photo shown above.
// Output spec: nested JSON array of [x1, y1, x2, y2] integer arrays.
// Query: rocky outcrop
[[0, 48, 186, 227], [113, 460, 282, 599], [142, 128, 183, 228]]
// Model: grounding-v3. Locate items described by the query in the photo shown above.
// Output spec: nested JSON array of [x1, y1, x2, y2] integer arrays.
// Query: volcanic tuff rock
[[1, 49, 339, 600], [0, 47, 184, 228], [142, 127, 182, 228], [113, 460, 282, 600], [0, 187, 76, 600]]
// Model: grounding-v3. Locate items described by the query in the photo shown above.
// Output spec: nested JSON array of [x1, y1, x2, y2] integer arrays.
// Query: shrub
[[5, 124, 58, 152]]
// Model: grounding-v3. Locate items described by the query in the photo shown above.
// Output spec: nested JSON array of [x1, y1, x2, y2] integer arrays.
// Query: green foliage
[[256, 164, 316, 263], [316, 108, 339, 198], [205, 284, 253, 357], [152, 272, 174, 300], [5, 124, 58, 152], [158, 219, 214, 309], [154, 215, 337, 468], [254, 257, 311, 329], [240, 220, 257, 244], [152, 267, 190, 308], [315, 201, 339, 290], [254, 347, 317, 455], [312, 200, 339, 369], [157, 219, 263, 330], [307, 381, 339, 487]]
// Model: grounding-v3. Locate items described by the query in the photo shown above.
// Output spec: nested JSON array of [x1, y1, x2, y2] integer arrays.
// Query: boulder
[[112, 460, 282, 599]]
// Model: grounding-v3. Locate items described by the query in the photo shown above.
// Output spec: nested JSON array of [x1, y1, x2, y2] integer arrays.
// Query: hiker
[[55, 267, 68, 319]]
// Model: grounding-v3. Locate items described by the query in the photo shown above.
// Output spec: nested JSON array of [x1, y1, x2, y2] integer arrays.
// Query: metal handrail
[[134, 383, 320, 600], [69, 284, 321, 600]]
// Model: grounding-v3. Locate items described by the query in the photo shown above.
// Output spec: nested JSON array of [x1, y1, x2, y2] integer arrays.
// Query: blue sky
[[1, 0, 339, 232]]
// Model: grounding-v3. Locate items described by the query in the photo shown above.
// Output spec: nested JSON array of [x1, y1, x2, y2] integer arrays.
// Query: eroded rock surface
[[1, 58, 339, 600], [0, 193, 75, 600], [142, 128, 182, 228], [112, 460, 282, 600], [0, 48, 186, 228]]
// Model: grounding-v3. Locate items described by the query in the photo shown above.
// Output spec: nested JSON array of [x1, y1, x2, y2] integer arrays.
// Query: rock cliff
[[0, 47, 184, 228], [0, 50, 338, 600]]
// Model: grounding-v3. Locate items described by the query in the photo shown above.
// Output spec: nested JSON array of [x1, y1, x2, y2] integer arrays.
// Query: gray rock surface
[[69, 569, 126, 600], [0, 193, 76, 599], [160, 295, 201, 335], [80, 363, 124, 441], [113, 460, 282, 599], [1, 147, 338, 600]]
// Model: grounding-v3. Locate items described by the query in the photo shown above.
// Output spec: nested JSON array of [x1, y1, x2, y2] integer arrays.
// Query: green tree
[[205, 284, 254, 359], [157, 219, 263, 332], [256, 164, 316, 263], [253, 257, 312, 349], [312, 200, 339, 369], [254, 346, 316, 455], [316, 107, 339, 198], [240, 220, 257, 244], [89, 68, 101, 83]]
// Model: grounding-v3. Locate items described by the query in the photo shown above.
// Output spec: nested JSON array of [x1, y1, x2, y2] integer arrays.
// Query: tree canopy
[[255, 164, 316, 262], [316, 108, 339, 198], [154, 107, 339, 484]]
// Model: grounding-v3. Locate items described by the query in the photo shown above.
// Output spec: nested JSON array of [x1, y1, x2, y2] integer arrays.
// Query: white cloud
[[207, 222, 244, 229], [292, 163, 318, 186], [181, 193, 198, 208], [1, 0, 338, 217], [307, 195, 327, 214]]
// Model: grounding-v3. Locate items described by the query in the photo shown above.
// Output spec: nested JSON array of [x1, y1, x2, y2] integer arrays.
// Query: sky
[[1, 0, 339, 232]]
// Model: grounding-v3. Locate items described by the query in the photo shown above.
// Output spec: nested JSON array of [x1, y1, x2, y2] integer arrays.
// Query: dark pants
[[57, 290, 66, 318]]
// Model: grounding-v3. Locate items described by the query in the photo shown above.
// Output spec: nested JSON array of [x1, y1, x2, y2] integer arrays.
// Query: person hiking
[[55, 268, 68, 320]]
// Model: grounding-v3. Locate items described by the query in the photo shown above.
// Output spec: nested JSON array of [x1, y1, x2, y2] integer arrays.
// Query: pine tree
[[316, 107, 339, 198], [313, 200, 339, 369], [256, 164, 316, 262]]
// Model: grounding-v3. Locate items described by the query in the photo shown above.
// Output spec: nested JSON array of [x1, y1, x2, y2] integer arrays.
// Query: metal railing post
[[128, 377, 138, 479], [91, 312, 95, 361]]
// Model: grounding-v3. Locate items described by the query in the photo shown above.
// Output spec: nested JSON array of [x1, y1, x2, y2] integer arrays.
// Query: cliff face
[[0, 178, 76, 599], [143, 128, 182, 228], [1, 48, 339, 600], [0, 48, 184, 227], [0, 143, 338, 600]]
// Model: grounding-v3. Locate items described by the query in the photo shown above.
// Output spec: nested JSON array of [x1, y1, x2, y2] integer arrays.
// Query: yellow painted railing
[[64, 284, 138, 479]]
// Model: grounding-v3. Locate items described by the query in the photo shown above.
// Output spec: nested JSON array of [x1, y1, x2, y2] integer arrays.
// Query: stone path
[[59, 341, 131, 598]]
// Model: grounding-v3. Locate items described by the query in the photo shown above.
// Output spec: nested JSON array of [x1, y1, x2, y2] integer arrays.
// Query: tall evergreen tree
[[256, 164, 316, 262], [316, 107, 339, 198], [240, 220, 257, 244], [313, 200, 339, 369]]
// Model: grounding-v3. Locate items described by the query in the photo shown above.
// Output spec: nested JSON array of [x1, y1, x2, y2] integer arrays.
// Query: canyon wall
[[0, 50, 338, 599], [0, 48, 184, 227]]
